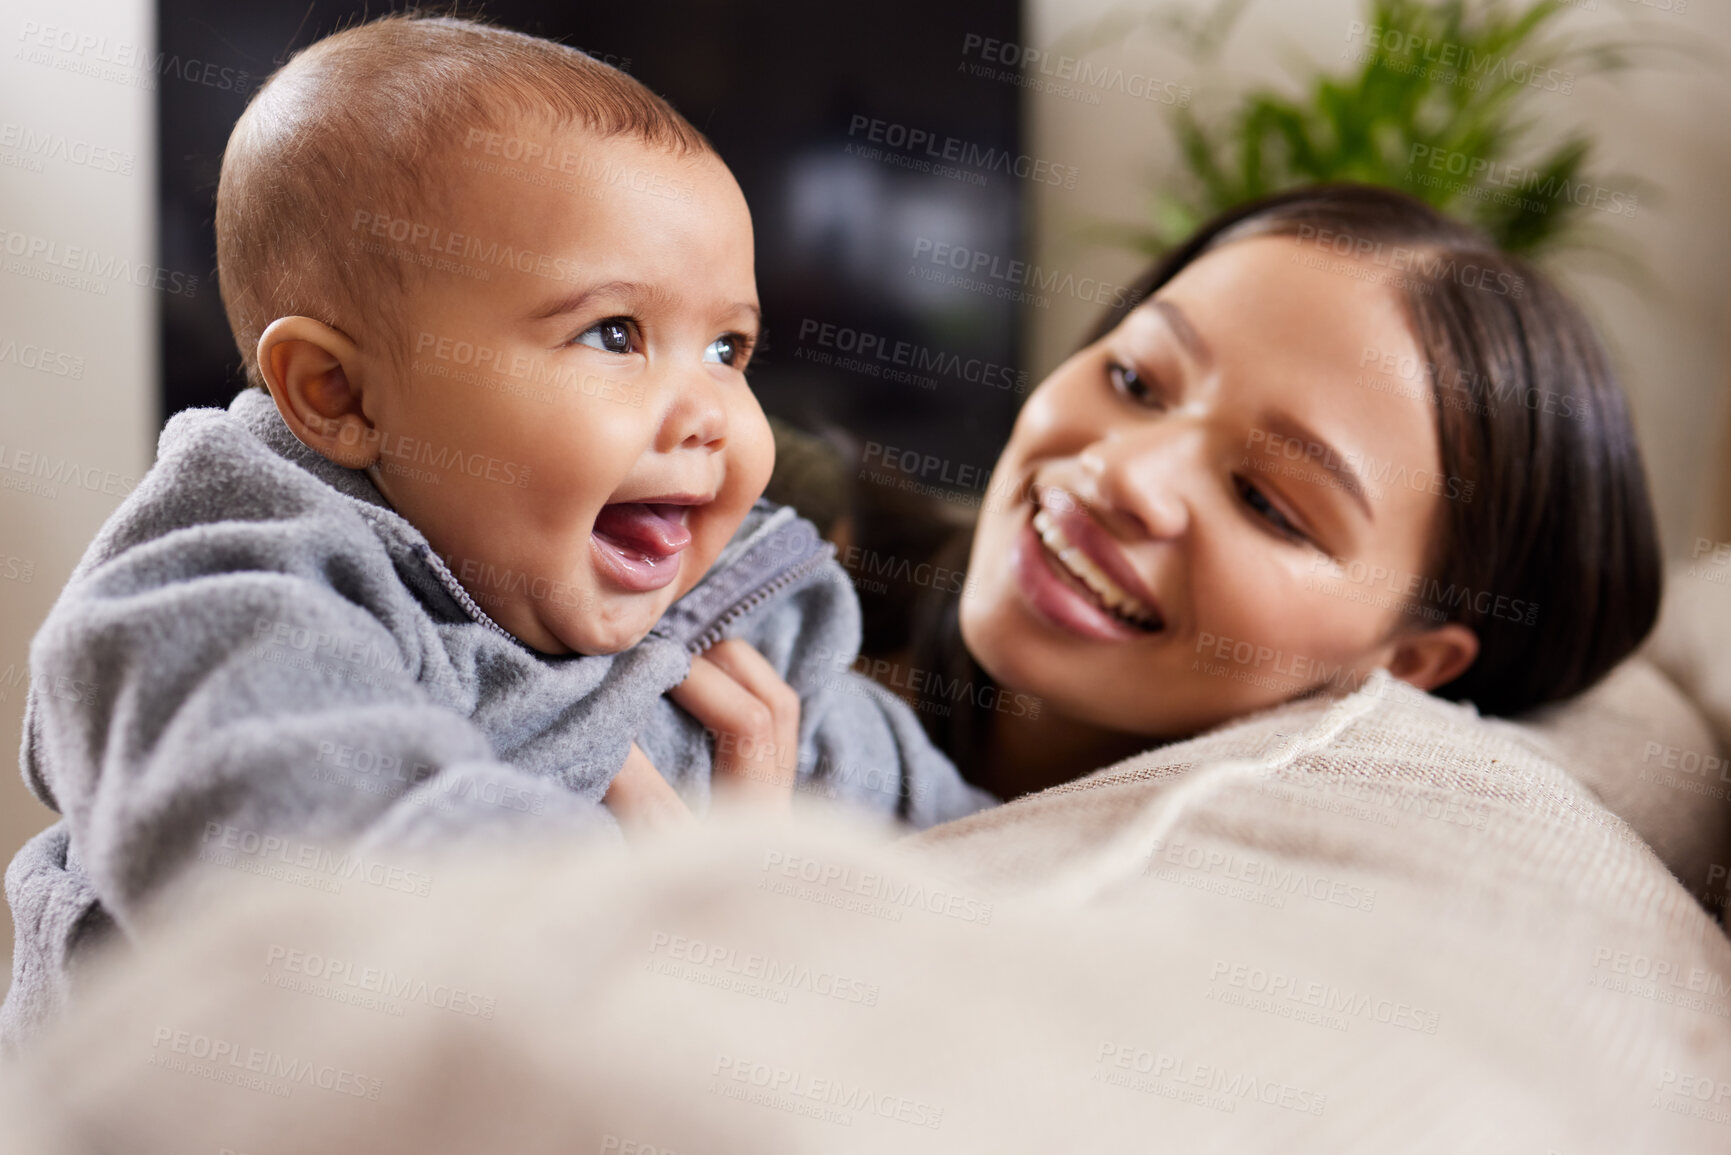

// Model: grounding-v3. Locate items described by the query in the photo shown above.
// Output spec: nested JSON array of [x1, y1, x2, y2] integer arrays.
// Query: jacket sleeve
[[726, 552, 998, 829], [797, 669, 1001, 828], [22, 516, 616, 940]]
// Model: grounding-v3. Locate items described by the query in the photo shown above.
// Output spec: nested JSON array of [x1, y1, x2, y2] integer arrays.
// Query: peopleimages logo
[[1343, 20, 1574, 95], [1206, 960, 1441, 1034], [1244, 427, 1476, 504], [1408, 144, 1638, 218], [16, 20, 253, 94], [0, 442, 138, 499], [1294, 223, 1524, 298], [846, 114, 1077, 188], [1356, 343, 1589, 422], [0, 226, 198, 297], [0, 121, 135, 175], [1092, 1042, 1327, 1115], [1306, 553, 1538, 628], [959, 33, 1192, 107], [796, 318, 1028, 394], [909, 237, 1135, 309], [352, 210, 590, 283], [711, 1054, 944, 1129], [263, 944, 498, 1019], [0, 336, 83, 378], [759, 849, 994, 925], [647, 932, 881, 1007], [148, 1026, 382, 1099]]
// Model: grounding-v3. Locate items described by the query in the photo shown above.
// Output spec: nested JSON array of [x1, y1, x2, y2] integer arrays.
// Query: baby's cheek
[[719, 384, 774, 474], [684, 493, 757, 588]]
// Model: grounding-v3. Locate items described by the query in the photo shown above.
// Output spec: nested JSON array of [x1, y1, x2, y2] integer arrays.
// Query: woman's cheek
[[1015, 372, 1091, 441], [1200, 544, 1330, 669]]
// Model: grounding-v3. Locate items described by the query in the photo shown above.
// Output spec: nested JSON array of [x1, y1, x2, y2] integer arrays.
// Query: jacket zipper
[[418, 545, 530, 648], [686, 546, 834, 655], [422, 539, 834, 656]]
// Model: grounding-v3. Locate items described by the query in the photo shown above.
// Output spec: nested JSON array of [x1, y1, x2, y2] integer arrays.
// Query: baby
[[0, 14, 993, 1049]]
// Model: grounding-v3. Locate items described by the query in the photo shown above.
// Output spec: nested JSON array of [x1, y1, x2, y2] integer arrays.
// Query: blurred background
[[3, 0, 1730, 981]]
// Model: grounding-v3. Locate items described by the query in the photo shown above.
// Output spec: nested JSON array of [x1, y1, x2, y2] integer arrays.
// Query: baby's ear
[[257, 317, 376, 468]]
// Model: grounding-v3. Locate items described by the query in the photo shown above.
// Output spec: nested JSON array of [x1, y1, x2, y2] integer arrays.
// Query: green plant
[[1085, 0, 1652, 262]]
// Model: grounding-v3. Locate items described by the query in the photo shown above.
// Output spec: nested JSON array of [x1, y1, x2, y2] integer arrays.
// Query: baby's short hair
[[215, 13, 710, 389]]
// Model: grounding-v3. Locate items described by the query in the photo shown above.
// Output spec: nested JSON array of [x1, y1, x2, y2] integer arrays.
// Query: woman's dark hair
[[893, 183, 1661, 777]]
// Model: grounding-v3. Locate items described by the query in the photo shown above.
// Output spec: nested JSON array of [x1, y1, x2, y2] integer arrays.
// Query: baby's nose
[[658, 374, 727, 453]]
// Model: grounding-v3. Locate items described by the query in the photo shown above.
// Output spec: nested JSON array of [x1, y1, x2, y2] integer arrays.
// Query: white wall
[[0, 0, 157, 985], [1022, 0, 1731, 558]]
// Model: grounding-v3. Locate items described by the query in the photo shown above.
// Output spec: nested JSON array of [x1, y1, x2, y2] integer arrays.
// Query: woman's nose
[[655, 368, 727, 453], [1078, 427, 1196, 541]]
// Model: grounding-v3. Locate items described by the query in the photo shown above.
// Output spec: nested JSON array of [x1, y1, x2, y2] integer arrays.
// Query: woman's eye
[[1108, 361, 1162, 407], [1235, 476, 1309, 544], [574, 318, 634, 354], [704, 334, 742, 367]]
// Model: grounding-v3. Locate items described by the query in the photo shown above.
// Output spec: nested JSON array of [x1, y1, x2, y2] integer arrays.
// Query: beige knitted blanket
[[1, 667, 1726, 1153]]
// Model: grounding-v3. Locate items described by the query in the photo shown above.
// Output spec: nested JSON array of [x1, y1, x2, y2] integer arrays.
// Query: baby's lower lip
[[591, 502, 693, 593]]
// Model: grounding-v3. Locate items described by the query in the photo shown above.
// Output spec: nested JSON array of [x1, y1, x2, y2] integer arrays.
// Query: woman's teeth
[[1032, 508, 1161, 630]]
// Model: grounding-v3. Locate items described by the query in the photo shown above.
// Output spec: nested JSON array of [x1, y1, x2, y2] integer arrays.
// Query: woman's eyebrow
[[1148, 299, 1213, 368], [1260, 411, 1375, 522]]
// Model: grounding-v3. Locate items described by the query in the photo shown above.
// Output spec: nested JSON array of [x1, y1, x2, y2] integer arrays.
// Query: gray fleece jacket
[[1, 387, 994, 1050]]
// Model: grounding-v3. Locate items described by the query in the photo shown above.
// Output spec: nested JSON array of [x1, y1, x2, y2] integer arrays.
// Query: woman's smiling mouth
[[1031, 507, 1162, 629], [1012, 492, 1165, 642]]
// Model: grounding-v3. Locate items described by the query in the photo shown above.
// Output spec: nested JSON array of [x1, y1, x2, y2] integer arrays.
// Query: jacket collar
[[223, 388, 831, 656]]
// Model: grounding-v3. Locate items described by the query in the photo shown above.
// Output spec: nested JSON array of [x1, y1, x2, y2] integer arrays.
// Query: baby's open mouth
[[1031, 506, 1163, 632], [591, 502, 696, 593]]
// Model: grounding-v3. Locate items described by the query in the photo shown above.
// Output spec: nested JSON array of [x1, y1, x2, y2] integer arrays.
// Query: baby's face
[[359, 127, 771, 654]]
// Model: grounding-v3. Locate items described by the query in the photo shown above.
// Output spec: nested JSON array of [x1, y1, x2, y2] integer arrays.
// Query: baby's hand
[[669, 638, 801, 811], [602, 742, 697, 835]]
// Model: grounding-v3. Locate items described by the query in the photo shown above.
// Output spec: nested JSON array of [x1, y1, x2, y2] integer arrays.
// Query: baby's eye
[[704, 333, 748, 368], [573, 318, 635, 354], [1108, 361, 1162, 408]]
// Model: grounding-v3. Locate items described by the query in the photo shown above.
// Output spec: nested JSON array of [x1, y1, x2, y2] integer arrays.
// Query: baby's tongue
[[592, 502, 693, 558]]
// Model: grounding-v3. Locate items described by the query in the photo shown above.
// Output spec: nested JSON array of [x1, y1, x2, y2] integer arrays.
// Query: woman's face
[[961, 234, 1474, 739]]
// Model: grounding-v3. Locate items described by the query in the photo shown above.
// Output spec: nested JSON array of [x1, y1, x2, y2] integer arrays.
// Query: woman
[[889, 184, 1661, 801]]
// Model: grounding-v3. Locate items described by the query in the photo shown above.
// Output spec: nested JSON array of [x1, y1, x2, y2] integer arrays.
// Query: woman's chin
[[962, 626, 1196, 738], [964, 627, 1114, 728]]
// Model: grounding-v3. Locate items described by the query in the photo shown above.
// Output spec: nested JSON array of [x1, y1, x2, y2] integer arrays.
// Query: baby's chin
[[553, 613, 659, 657], [546, 582, 695, 657], [516, 541, 725, 656]]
